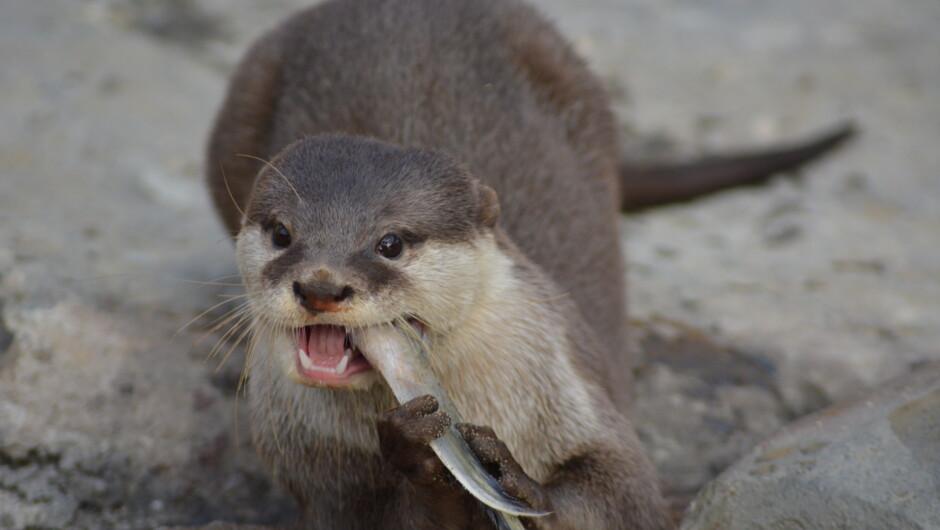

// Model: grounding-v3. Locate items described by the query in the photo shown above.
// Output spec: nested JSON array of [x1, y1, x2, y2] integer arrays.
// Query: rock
[[681, 362, 940, 530], [2, 0, 939, 527], [0, 300, 293, 529], [633, 323, 794, 505]]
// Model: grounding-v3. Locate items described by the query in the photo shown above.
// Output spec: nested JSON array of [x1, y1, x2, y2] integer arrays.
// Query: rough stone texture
[[618, 0, 940, 507], [0, 301, 292, 529], [1, 0, 937, 527], [681, 362, 940, 530]]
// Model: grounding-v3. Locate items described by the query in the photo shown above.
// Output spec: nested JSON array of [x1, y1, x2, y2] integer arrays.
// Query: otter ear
[[475, 182, 500, 228]]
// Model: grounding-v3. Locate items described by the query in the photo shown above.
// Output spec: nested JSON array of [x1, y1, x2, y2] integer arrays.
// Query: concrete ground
[[0, 0, 937, 527]]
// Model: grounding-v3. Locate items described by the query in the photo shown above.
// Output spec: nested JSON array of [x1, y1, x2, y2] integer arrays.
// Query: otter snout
[[293, 280, 355, 313]]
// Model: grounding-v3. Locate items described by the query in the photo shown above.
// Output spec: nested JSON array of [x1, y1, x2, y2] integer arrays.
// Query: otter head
[[235, 135, 501, 390]]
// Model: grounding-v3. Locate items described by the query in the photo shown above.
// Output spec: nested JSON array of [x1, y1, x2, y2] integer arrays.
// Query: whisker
[[215, 317, 255, 372], [207, 274, 244, 282], [236, 153, 302, 202], [69, 272, 243, 289], [219, 161, 246, 220], [174, 279, 243, 287], [174, 296, 246, 340], [234, 315, 263, 450], [202, 297, 251, 327], [238, 338, 256, 395], [277, 320, 302, 438], [397, 316, 433, 363], [197, 302, 252, 349], [232, 386, 241, 456], [205, 309, 252, 361], [265, 349, 284, 454], [238, 325, 258, 394]]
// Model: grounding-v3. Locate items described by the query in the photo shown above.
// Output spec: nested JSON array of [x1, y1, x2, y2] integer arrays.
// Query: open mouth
[[295, 325, 374, 386], [294, 320, 427, 387]]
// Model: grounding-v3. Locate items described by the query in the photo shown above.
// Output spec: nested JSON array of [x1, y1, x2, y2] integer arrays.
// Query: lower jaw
[[288, 365, 379, 390]]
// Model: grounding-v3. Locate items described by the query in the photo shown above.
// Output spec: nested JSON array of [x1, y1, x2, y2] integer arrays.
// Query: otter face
[[235, 135, 499, 390]]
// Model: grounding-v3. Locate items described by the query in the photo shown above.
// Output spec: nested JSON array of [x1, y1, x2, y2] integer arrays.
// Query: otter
[[229, 134, 668, 529], [205, 0, 850, 528]]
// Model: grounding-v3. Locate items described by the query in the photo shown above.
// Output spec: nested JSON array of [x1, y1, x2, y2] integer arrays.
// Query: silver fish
[[350, 324, 548, 529]]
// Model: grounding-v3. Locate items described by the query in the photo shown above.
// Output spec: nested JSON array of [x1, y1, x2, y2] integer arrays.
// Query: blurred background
[[1, 0, 937, 527]]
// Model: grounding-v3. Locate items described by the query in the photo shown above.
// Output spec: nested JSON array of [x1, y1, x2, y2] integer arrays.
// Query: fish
[[350, 323, 549, 530]]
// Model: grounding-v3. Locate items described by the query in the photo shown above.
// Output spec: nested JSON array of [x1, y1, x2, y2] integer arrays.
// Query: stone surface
[[1, 0, 938, 527], [0, 301, 291, 529], [682, 362, 940, 530]]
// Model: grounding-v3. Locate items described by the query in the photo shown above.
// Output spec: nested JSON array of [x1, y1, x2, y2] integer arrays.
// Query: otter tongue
[[303, 325, 348, 369]]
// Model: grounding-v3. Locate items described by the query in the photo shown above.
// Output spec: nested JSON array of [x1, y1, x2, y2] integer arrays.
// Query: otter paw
[[456, 423, 553, 514], [377, 395, 452, 488]]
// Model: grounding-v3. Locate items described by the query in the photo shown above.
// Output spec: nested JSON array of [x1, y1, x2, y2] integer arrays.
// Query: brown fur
[[207, 0, 670, 528], [619, 123, 855, 211]]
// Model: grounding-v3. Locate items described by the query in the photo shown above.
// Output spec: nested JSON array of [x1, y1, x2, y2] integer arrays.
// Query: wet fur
[[208, 0, 670, 528]]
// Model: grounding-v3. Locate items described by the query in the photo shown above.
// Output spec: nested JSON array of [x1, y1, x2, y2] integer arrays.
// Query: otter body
[[208, 0, 669, 528]]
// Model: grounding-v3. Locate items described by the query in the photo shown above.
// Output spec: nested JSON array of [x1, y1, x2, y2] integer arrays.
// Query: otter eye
[[272, 223, 292, 249], [375, 233, 403, 259]]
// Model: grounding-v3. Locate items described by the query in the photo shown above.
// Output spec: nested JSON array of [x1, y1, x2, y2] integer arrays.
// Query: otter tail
[[619, 122, 856, 211]]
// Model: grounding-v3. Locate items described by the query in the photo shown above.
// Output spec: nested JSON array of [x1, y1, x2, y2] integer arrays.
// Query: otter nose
[[293, 280, 354, 313]]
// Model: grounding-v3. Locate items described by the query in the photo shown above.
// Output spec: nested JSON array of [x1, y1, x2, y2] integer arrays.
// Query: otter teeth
[[298, 348, 314, 371], [336, 349, 351, 373], [298, 347, 353, 374]]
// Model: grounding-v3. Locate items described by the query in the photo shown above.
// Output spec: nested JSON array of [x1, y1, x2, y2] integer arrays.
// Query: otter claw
[[351, 325, 548, 527]]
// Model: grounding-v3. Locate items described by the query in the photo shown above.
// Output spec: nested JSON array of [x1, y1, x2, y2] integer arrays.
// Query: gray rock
[[2, 0, 938, 527], [682, 362, 940, 530], [632, 323, 794, 506]]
